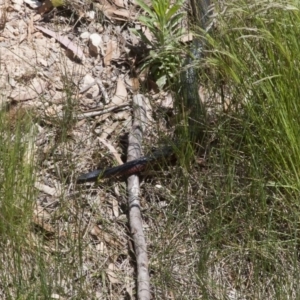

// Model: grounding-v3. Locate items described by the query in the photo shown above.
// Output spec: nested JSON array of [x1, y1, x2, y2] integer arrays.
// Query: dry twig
[[127, 94, 150, 300]]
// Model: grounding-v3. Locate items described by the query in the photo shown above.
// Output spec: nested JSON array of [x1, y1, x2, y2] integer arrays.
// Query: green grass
[[189, 0, 300, 298], [132, 0, 186, 88], [0, 108, 38, 298]]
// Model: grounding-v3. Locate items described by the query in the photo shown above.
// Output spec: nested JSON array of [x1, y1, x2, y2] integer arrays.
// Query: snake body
[[76, 0, 211, 183], [77, 145, 174, 183]]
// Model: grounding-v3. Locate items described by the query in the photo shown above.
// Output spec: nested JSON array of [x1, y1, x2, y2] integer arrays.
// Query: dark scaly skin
[[77, 145, 174, 183], [77, 158, 149, 183]]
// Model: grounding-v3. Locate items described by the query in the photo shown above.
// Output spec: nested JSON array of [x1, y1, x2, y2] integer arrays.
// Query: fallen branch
[[57, 104, 130, 120], [127, 94, 150, 300], [78, 104, 130, 119]]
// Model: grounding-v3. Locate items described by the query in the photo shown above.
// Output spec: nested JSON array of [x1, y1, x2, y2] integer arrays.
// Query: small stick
[[77, 104, 130, 119], [127, 94, 150, 300], [57, 104, 130, 120]]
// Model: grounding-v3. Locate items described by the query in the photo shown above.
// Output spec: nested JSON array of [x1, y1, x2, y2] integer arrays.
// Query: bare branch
[[127, 94, 150, 300]]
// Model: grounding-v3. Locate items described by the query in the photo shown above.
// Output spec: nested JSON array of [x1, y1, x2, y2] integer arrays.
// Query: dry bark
[[127, 94, 150, 300]]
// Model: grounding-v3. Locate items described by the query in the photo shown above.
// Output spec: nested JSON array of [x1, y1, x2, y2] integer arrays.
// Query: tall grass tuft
[[0, 109, 35, 239], [0, 108, 38, 297], [193, 0, 300, 297]]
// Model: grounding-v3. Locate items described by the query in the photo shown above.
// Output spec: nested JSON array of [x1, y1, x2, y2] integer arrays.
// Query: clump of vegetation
[[132, 0, 186, 88]]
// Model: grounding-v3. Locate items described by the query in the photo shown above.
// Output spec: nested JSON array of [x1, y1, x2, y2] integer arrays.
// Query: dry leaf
[[131, 77, 139, 93], [45, 104, 63, 117], [111, 78, 127, 105], [113, 0, 124, 8], [94, 2, 114, 20], [143, 26, 152, 44], [94, 1, 133, 21], [113, 110, 130, 121], [34, 182, 59, 196], [180, 32, 193, 43], [104, 40, 113, 66], [35, 25, 85, 61], [106, 263, 119, 283], [0, 4, 7, 30], [98, 137, 123, 165], [32, 215, 56, 237], [104, 40, 119, 66], [113, 9, 131, 19], [9, 78, 46, 101], [161, 92, 174, 109], [90, 224, 123, 249], [125, 278, 134, 299], [33, 204, 51, 221], [112, 198, 119, 217], [99, 121, 118, 139]]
